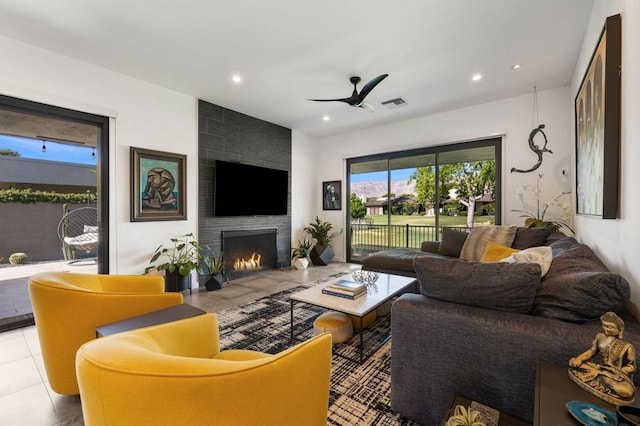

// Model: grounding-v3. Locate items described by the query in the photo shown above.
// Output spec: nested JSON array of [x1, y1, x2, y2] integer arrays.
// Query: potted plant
[[200, 251, 225, 291], [304, 216, 343, 266], [291, 238, 312, 270], [144, 233, 202, 292]]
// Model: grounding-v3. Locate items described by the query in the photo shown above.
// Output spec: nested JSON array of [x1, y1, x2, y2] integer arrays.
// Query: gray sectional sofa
[[362, 227, 639, 425]]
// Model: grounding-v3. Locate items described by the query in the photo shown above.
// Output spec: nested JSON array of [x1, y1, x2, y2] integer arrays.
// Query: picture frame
[[322, 180, 341, 211], [575, 13, 621, 219], [130, 147, 187, 221]]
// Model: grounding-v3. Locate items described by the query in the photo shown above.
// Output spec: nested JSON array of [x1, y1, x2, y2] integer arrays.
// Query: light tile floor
[[0, 261, 357, 426]]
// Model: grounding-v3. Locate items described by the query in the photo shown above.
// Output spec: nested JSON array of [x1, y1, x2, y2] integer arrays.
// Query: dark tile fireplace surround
[[198, 100, 292, 281]]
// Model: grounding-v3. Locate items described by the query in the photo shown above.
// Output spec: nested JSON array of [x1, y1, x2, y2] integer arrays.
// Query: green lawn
[[366, 214, 494, 227]]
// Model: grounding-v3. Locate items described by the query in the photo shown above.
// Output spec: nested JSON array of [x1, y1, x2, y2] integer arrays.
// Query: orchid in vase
[[512, 174, 574, 234]]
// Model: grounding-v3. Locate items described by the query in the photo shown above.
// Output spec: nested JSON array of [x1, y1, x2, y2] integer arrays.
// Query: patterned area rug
[[215, 273, 420, 426]]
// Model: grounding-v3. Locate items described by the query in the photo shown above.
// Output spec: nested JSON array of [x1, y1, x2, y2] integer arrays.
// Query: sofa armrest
[[390, 293, 601, 425], [421, 240, 440, 253]]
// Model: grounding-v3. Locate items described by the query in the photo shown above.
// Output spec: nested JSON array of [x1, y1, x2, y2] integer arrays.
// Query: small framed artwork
[[575, 13, 621, 219], [130, 147, 187, 221], [323, 180, 341, 210]]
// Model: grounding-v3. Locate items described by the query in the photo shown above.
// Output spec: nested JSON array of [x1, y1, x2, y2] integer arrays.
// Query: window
[[347, 137, 501, 263]]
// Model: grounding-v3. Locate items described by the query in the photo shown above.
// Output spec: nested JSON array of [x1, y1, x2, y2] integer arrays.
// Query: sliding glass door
[[347, 138, 501, 263]]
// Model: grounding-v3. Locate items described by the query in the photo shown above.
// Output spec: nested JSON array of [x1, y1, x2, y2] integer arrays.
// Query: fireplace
[[221, 228, 278, 280]]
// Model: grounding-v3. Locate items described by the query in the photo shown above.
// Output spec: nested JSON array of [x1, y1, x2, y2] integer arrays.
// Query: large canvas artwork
[[575, 14, 621, 219], [130, 147, 187, 221]]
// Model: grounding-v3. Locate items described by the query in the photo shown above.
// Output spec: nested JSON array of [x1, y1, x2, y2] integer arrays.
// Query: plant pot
[[293, 257, 309, 270], [310, 244, 334, 266], [203, 274, 224, 291], [165, 270, 191, 292]]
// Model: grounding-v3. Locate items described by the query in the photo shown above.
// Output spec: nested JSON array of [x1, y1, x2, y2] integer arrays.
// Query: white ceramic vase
[[293, 257, 309, 270]]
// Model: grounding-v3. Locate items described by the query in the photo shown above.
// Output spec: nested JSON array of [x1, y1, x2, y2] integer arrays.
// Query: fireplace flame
[[233, 252, 262, 271]]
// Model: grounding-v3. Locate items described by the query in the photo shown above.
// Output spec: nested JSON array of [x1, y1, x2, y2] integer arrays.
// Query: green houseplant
[[200, 251, 225, 291], [291, 238, 312, 270], [144, 233, 202, 292], [304, 216, 343, 266]]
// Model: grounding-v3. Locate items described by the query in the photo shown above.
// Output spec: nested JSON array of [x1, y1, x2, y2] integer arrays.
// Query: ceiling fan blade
[[308, 97, 353, 103], [357, 74, 389, 101]]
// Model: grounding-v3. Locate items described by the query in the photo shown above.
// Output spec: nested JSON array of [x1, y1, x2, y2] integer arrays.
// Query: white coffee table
[[289, 272, 418, 363]]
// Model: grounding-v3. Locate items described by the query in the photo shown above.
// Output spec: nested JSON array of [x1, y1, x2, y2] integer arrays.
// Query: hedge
[[0, 188, 97, 204]]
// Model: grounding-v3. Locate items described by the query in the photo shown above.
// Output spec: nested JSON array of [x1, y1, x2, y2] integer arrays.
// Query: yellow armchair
[[28, 271, 183, 395], [76, 313, 333, 426]]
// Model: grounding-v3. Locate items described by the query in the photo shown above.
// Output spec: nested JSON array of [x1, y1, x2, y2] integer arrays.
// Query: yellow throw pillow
[[480, 242, 521, 262]]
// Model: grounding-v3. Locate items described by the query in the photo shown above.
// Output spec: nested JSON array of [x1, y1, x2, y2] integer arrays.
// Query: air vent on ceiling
[[381, 97, 407, 109]]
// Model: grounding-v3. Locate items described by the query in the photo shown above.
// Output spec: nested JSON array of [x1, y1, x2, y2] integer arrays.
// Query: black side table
[[533, 361, 640, 425]]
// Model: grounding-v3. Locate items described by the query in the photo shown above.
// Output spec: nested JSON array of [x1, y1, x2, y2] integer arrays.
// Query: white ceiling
[[0, 0, 594, 138]]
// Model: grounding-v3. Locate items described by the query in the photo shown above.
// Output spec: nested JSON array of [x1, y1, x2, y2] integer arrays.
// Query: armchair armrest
[[98, 274, 165, 293]]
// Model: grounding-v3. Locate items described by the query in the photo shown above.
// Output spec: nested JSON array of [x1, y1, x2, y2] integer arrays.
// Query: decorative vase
[[203, 274, 224, 291], [165, 270, 191, 292], [310, 244, 334, 266], [293, 257, 309, 270]]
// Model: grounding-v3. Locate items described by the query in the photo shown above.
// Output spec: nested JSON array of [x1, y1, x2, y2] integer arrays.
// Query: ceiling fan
[[308, 74, 389, 111]]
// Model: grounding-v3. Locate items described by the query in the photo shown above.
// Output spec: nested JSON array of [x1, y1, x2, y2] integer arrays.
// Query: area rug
[[215, 279, 420, 426]]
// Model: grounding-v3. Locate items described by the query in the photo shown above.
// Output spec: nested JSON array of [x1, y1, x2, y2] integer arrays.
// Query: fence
[[350, 223, 469, 258]]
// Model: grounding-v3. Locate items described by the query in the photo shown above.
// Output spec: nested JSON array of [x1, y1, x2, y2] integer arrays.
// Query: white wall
[[571, 0, 640, 305], [291, 130, 319, 245], [0, 34, 198, 276], [308, 86, 573, 262]]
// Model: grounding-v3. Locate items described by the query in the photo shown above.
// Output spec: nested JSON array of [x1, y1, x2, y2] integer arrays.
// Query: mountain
[[350, 180, 416, 199]]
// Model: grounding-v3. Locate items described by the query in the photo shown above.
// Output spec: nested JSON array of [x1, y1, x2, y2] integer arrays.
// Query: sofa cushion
[[500, 246, 553, 277], [414, 255, 541, 313], [361, 248, 434, 273], [480, 242, 520, 262], [437, 227, 468, 257], [511, 226, 552, 250], [459, 225, 518, 261], [532, 238, 630, 323]]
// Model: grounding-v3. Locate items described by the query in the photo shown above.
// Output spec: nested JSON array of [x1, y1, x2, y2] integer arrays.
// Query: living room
[[1, 0, 640, 424], [0, 0, 636, 296]]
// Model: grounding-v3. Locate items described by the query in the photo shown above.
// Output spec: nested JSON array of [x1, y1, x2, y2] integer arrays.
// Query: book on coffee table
[[321, 287, 366, 300], [326, 280, 366, 293]]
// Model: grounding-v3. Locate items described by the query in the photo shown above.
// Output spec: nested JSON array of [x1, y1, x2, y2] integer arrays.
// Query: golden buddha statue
[[568, 311, 636, 405]]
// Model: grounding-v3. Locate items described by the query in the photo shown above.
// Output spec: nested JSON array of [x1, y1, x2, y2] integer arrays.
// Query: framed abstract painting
[[575, 14, 621, 219], [130, 147, 187, 221]]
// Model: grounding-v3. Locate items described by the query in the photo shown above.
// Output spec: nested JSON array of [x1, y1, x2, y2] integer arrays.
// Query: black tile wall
[[198, 100, 292, 272]]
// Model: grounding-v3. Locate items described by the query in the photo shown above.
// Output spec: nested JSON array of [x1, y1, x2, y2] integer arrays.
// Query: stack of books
[[321, 280, 367, 300]]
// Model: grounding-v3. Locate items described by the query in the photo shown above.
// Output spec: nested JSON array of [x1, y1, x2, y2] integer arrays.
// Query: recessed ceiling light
[[511, 64, 522, 70], [231, 74, 242, 83], [472, 74, 482, 81], [323, 115, 330, 121]]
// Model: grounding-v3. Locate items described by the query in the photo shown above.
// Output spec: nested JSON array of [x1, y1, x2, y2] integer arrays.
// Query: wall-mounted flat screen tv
[[214, 160, 288, 216]]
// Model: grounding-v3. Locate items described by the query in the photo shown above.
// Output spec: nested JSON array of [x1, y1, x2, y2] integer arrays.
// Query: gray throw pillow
[[414, 255, 541, 314], [511, 226, 552, 250], [459, 225, 518, 261], [532, 239, 630, 323], [437, 227, 468, 257]]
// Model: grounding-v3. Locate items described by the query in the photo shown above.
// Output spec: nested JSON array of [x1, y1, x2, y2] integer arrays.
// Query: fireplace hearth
[[221, 228, 278, 280]]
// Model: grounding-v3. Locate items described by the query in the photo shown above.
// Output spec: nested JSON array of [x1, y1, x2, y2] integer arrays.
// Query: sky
[[0, 134, 97, 165], [350, 168, 415, 183]]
